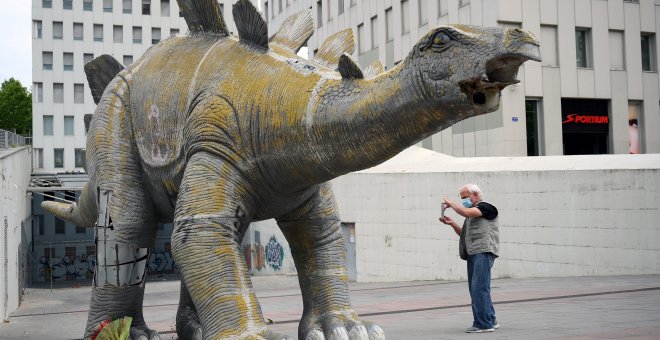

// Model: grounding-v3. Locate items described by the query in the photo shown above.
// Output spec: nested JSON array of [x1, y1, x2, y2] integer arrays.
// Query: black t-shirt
[[475, 202, 498, 220]]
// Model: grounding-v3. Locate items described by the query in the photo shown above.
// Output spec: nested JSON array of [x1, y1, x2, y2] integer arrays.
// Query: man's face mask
[[461, 197, 473, 208]]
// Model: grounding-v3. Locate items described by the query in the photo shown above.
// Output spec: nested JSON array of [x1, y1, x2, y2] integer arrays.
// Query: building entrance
[[561, 99, 609, 155]]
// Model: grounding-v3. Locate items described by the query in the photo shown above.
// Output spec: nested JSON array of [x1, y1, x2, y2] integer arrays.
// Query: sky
[[0, 3, 32, 89]]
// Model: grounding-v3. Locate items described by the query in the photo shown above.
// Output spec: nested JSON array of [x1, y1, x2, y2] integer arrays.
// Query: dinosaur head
[[406, 24, 541, 117]]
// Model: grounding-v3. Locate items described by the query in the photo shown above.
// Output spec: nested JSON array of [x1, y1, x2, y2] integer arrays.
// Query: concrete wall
[[241, 220, 296, 276], [0, 147, 32, 320], [331, 147, 660, 282]]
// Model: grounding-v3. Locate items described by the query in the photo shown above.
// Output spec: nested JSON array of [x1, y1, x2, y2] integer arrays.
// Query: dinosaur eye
[[432, 31, 451, 46]]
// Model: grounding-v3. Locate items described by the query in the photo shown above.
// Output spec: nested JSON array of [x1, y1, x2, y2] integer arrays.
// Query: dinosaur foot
[[301, 310, 385, 340], [128, 326, 160, 340]]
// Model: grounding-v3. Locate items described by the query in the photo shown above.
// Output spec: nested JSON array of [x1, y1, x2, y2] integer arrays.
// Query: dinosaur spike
[[364, 59, 385, 79], [233, 0, 268, 49], [313, 29, 355, 69], [84, 54, 124, 105], [177, 0, 229, 35], [270, 9, 314, 53], [337, 53, 364, 79]]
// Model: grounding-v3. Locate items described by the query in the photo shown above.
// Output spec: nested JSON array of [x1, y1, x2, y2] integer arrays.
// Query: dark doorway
[[563, 133, 608, 155]]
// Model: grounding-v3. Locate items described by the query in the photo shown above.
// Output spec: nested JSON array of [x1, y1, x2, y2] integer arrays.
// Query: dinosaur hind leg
[[277, 183, 385, 340]]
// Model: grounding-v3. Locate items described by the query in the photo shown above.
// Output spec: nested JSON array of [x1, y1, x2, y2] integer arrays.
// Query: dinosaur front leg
[[171, 152, 291, 340], [277, 183, 385, 340]]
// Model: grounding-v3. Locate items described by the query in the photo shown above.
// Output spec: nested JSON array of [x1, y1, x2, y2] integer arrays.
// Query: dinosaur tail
[[42, 182, 98, 227]]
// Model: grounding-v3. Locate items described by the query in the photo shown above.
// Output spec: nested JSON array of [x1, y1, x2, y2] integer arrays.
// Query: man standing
[[440, 184, 500, 333]]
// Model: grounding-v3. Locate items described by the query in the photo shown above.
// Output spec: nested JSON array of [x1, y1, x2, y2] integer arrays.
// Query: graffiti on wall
[[243, 232, 285, 272], [265, 235, 284, 270]]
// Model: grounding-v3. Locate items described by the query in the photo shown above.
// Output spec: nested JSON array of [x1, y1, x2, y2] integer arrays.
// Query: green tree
[[0, 78, 32, 135]]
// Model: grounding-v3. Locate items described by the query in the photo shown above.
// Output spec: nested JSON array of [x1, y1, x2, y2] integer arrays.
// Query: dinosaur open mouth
[[459, 54, 531, 106]]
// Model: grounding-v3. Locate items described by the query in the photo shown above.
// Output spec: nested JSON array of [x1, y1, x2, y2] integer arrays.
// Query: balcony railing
[[0, 129, 31, 149]]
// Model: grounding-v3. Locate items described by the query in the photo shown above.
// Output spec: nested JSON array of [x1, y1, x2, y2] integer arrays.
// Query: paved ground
[[2, 275, 659, 339]]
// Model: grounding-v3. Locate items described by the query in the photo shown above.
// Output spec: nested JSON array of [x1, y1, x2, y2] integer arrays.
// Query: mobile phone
[[441, 203, 447, 219]]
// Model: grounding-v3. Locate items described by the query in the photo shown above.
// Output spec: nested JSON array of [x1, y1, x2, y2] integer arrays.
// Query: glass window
[[418, 0, 427, 26], [161, 0, 170, 16], [438, 0, 448, 17], [317, 1, 322, 28], [575, 28, 592, 68], [53, 21, 63, 39], [54, 149, 64, 168], [63, 0, 72, 9], [401, 0, 410, 34], [279, 0, 283, 13], [357, 23, 364, 53], [73, 22, 84, 40], [351, 0, 357, 6], [327, 0, 333, 21], [84, 0, 93, 11], [113, 25, 123, 43], [628, 102, 642, 154], [152, 27, 161, 44], [338, 0, 344, 15], [123, 55, 133, 65], [64, 116, 74, 136], [55, 217, 65, 233], [133, 26, 142, 43], [170, 28, 179, 36], [370, 16, 378, 49], [123, 0, 132, 13], [385, 7, 393, 42], [34, 82, 44, 102], [63, 52, 74, 71], [43, 116, 54, 135], [74, 83, 84, 103], [75, 149, 85, 168], [53, 83, 64, 103], [460, 0, 470, 6], [94, 24, 103, 42], [34, 149, 43, 168], [526, 100, 542, 156], [43, 51, 53, 70], [142, 0, 151, 15], [33, 20, 43, 39], [103, 0, 113, 12], [641, 33, 656, 71], [43, 0, 52, 8], [84, 53, 94, 65]]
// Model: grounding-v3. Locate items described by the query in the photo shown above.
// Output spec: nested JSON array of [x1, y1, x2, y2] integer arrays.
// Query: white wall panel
[[624, 3, 644, 100], [558, 0, 578, 96], [607, 0, 625, 30], [642, 73, 660, 153], [609, 71, 629, 155], [541, 67, 563, 155], [498, 0, 523, 23]]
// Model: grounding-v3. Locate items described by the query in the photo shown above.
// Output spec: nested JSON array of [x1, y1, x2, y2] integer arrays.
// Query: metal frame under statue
[[42, 0, 540, 338]]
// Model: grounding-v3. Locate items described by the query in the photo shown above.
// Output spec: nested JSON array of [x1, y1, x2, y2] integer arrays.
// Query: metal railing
[[0, 129, 31, 149]]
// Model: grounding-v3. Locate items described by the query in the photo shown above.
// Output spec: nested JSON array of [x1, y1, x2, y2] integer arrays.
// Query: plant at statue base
[[90, 316, 132, 340]]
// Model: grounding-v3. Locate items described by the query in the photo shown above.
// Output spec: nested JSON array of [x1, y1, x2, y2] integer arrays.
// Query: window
[[142, 0, 151, 14], [73, 22, 84, 40], [103, 0, 113, 12], [53, 21, 63, 39], [152, 27, 161, 44], [279, 0, 283, 13], [76, 225, 86, 234], [609, 30, 624, 70], [66, 247, 77, 261], [34, 82, 43, 102], [327, 0, 333, 21], [63, 53, 73, 71], [418, 0, 427, 26], [84, 53, 94, 65], [338, 0, 344, 15], [44, 247, 54, 259], [628, 102, 642, 154], [43, 191, 54, 201], [43, 0, 52, 8], [123, 55, 133, 65], [170, 28, 179, 36], [357, 23, 364, 53], [84, 0, 93, 11], [575, 28, 592, 68], [385, 7, 393, 42], [43, 116, 54, 135], [94, 24, 103, 42], [317, 1, 322, 28], [75, 149, 85, 168], [401, 0, 410, 34], [36, 215, 44, 235], [33, 20, 42, 39], [459, 0, 470, 6], [43, 52, 53, 70], [161, 0, 170, 16], [74, 83, 84, 103], [264, 2, 268, 22], [113, 25, 123, 43], [53, 83, 64, 103], [63, 0, 72, 9], [351, 0, 357, 6], [54, 149, 64, 168], [526, 100, 542, 156], [438, 0, 448, 17], [123, 0, 132, 13], [55, 217, 65, 233], [133, 26, 142, 43], [370, 16, 378, 49], [641, 33, 656, 71], [64, 116, 74, 135]]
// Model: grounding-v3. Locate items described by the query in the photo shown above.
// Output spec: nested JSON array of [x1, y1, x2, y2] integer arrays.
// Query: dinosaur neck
[[309, 63, 444, 177]]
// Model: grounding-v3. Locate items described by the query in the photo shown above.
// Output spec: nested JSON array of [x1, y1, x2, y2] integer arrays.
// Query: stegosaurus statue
[[43, 0, 540, 339]]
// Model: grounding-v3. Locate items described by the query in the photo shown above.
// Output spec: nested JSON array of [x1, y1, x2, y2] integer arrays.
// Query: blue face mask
[[461, 198, 473, 208]]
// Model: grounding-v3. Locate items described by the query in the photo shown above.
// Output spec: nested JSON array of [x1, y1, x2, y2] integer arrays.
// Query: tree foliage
[[0, 78, 32, 135]]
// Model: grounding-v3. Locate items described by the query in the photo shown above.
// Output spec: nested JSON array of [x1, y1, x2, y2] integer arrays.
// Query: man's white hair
[[462, 184, 482, 196]]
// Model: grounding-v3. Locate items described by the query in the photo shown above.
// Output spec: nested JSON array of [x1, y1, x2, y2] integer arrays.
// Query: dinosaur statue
[[43, 0, 540, 339]]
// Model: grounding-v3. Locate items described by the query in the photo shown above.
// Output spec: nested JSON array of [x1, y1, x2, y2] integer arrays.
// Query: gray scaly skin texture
[[42, 1, 540, 339]]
